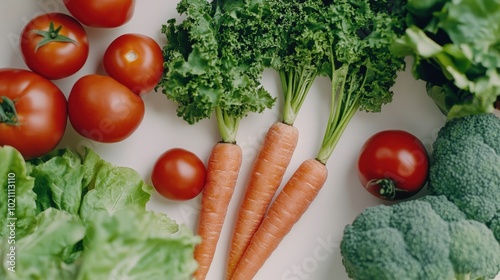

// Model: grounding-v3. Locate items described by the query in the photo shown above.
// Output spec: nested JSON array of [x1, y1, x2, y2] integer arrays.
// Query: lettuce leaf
[[27, 148, 87, 215], [0, 146, 198, 279], [78, 148, 154, 223], [0, 208, 85, 280], [77, 209, 199, 280], [391, 0, 500, 119], [0, 146, 37, 240]]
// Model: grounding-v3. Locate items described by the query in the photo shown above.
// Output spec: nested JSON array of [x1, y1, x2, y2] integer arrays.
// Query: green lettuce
[[0, 146, 199, 279], [391, 0, 500, 119], [0, 146, 37, 240]]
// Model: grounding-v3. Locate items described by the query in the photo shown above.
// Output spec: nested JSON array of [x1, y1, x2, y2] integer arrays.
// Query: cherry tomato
[[63, 0, 136, 28], [20, 13, 89, 80], [68, 75, 145, 143], [103, 33, 164, 95], [357, 130, 429, 201], [151, 148, 207, 201], [0, 69, 67, 159]]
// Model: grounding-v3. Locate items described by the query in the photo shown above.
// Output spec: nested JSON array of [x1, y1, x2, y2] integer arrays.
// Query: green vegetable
[[391, 0, 500, 119], [0, 146, 199, 279], [428, 113, 500, 240], [315, 0, 408, 164], [340, 195, 500, 280], [157, 0, 275, 143], [262, 0, 331, 125], [0, 146, 36, 240]]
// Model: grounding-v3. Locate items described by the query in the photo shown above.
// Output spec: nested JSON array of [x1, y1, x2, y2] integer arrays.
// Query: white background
[[0, 1, 498, 280]]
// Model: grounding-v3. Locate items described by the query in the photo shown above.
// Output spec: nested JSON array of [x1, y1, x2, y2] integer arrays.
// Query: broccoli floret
[[340, 195, 500, 280], [428, 113, 500, 240]]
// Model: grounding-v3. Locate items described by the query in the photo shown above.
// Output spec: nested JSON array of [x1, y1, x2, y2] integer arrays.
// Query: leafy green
[[77, 210, 198, 280], [0, 146, 198, 279], [315, 0, 408, 164], [0, 208, 85, 280], [259, 0, 332, 125], [78, 148, 154, 223], [0, 146, 36, 240], [391, 0, 500, 119], [27, 148, 87, 215], [157, 0, 275, 143]]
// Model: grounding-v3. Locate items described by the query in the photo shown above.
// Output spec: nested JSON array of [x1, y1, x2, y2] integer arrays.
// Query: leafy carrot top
[[157, 0, 275, 143]]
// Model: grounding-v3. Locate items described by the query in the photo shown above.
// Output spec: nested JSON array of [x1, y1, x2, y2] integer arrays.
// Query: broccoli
[[428, 113, 500, 240], [340, 195, 500, 280]]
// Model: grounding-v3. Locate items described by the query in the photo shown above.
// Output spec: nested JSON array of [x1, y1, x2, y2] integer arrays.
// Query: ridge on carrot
[[225, 1, 332, 278], [156, 0, 275, 279], [230, 0, 408, 278]]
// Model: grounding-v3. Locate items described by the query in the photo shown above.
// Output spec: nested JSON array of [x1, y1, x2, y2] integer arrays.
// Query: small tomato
[[103, 33, 164, 95], [357, 130, 429, 200], [151, 148, 207, 201], [20, 12, 89, 80], [68, 75, 145, 143]]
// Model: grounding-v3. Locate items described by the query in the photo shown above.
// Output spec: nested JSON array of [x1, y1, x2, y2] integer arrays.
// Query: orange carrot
[[231, 158, 328, 280], [193, 142, 242, 280], [226, 121, 299, 278]]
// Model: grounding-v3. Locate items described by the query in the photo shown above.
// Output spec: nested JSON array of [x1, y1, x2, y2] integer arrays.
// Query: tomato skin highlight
[[20, 13, 89, 80], [67, 75, 145, 143], [63, 0, 136, 28], [0, 68, 67, 159], [357, 130, 429, 200], [103, 33, 164, 95], [151, 148, 207, 201]]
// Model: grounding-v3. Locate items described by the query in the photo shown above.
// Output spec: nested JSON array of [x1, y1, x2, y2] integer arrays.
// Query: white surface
[[0, 1, 498, 280]]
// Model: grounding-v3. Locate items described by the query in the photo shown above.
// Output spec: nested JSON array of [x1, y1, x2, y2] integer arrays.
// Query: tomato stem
[[366, 178, 408, 200], [0, 96, 20, 126], [31, 21, 78, 51]]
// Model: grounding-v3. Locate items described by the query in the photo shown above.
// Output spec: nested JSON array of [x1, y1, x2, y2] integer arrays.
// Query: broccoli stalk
[[314, 0, 407, 164]]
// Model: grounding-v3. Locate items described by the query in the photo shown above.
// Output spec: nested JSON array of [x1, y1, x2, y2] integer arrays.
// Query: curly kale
[[157, 0, 275, 143]]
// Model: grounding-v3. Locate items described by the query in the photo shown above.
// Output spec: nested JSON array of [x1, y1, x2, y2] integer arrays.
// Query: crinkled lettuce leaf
[[0, 146, 198, 279], [27, 148, 87, 215], [0, 208, 85, 280], [78, 209, 199, 280], [0, 146, 37, 239], [391, 0, 500, 119], [78, 147, 154, 223]]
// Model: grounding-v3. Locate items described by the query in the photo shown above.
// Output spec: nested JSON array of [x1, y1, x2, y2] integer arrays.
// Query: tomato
[[68, 75, 145, 143], [357, 130, 429, 200], [103, 33, 164, 95], [0, 69, 67, 159], [63, 0, 136, 28], [151, 148, 207, 201], [20, 13, 89, 80]]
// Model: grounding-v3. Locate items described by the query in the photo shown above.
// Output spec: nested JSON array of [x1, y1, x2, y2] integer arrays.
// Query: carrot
[[230, 158, 328, 280], [226, 121, 299, 278], [193, 142, 242, 280]]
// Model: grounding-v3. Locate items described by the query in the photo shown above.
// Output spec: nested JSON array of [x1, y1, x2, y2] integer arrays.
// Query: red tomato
[[68, 75, 145, 143], [103, 33, 164, 95], [357, 130, 429, 201], [63, 0, 136, 28], [20, 13, 89, 80], [151, 148, 207, 201], [0, 69, 67, 159]]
